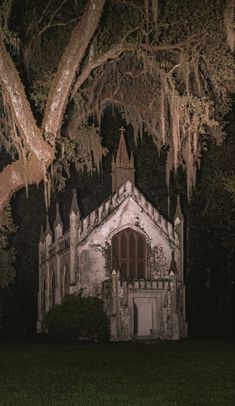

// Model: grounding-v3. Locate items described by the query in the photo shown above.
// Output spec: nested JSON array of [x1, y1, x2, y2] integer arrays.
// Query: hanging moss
[[0, 0, 234, 211]]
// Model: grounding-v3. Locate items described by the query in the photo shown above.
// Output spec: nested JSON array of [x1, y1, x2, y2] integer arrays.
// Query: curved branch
[[0, 155, 45, 212], [0, 39, 53, 164], [42, 0, 105, 136], [71, 43, 125, 99], [224, 0, 235, 52], [142, 33, 205, 53], [0, 0, 105, 214]]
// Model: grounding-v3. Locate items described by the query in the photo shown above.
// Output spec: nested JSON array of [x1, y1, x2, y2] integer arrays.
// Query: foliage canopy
[[0, 0, 234, 212]]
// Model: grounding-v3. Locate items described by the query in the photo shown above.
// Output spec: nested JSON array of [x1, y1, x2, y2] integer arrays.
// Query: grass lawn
[[0, 338, 234, 406]]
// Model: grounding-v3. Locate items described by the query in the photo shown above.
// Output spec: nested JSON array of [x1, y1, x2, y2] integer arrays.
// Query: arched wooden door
[[112, 228, 146, 280]]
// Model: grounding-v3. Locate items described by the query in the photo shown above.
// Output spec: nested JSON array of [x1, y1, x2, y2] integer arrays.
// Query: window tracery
[[112, 228, 146, 280]]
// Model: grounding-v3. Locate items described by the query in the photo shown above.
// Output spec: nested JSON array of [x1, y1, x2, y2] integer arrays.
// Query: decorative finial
[[40, 224, 45, 242], [54, 202, 62, 228], [119, 126, 126, 137], [174, 194, 184, 224], [169, 250, 177, 275], [69, 188, 80, 217], [45, 212, 52, 236]]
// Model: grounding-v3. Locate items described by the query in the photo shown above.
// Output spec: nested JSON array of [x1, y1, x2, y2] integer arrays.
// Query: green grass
[[0, 338, 234, 406]]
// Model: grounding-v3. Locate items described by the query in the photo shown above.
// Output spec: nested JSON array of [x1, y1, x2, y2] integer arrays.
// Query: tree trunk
[[0, 0, 105, 214]]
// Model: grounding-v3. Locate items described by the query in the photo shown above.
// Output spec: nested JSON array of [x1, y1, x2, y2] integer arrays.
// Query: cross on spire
[[116, 127, 129, 165], [119, 126, 126, 137]]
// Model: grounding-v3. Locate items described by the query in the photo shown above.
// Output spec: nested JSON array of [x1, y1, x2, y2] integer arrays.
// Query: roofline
[[76, 180, 179, 247]]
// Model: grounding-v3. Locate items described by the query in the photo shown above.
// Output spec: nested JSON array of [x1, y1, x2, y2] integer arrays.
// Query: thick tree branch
[[141, 34, 205, 53], [42, 0, 105, 137], [0, 0, 106, 214], [224, 0, 235, 52], [0, 155, 45, 212], [71, 43, 125, 99], [0, 39, 53, 164]]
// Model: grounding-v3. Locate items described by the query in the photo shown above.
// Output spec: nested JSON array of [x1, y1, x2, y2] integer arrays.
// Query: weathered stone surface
[[37, 132, 187, 340]]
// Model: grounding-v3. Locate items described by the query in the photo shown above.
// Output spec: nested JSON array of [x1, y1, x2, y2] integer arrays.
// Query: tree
[[0, 0, 234, 217], [0, 0, 105, 212]]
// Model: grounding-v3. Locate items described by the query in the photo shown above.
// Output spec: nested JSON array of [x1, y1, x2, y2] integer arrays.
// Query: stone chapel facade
[[37, 128, 188, 340]]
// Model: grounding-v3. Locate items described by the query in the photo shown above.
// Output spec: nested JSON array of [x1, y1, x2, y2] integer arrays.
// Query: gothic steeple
[[112, 127, 135, 192], [54, 203, 63, 240], [116, 127, 130, 167], [69, 189, 80, 217], [54, 203, 62, 228], [45, 213, 52, 237], [39, 225, 45, 244], [174, 195, 184, 226]]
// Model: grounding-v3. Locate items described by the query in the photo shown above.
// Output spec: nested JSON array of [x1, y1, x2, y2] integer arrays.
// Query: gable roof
[[77, 180, 179, 247]]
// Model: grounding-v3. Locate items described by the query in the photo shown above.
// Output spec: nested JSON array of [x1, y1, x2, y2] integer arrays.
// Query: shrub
[[43, 293, 110, 343]]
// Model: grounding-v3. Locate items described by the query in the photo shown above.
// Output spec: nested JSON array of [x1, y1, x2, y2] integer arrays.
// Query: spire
[[54, 202, 62, 228], [116, 127, 130, 168], [45, 213, 52, 236], [169, 251, 178, 275], [130, 151, 134, 169], [69, 189, 80, 217], [174, 195, 184, 225], [54, 202, 63, 240], [39, 225, 45, 243], [111, 127, 135, 192]]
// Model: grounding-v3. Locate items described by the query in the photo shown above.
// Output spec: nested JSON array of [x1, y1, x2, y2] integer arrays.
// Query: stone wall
[[37, 181, 187, 339]]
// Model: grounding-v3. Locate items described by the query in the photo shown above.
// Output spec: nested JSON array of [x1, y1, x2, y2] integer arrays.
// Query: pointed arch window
[[138, 237, 144, 258], [112, 228, 146, 280], [121, 235, 127, 257], [130, 235, 135, 258]]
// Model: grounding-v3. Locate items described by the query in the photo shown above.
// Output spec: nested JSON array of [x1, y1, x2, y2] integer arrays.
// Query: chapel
[[37, 128, 188, 340]]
